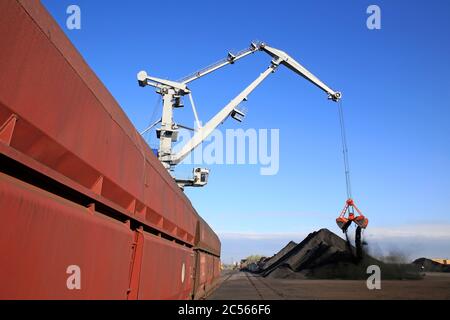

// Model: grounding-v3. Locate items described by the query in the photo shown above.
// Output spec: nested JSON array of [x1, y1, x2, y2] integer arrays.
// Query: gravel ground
[[207, 271, 450, 300]]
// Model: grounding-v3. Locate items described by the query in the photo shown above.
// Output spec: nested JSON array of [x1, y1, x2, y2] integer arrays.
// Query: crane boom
[[179, 43, 260, 84], [174, 42, 341, 101], [172, 65, 276, 165], [260, 45, 341, 101], [137, 41, 341, 187]]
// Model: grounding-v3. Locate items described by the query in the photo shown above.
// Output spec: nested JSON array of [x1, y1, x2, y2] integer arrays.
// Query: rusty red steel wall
[[0, 0, 221, 299], [0, 172, 134, 299], [196, 217, 221, 257], [213, 256, 222, 279], [193, 251, 221, 299], [0, 0, 199, 245], [137, 232, 195, 300]]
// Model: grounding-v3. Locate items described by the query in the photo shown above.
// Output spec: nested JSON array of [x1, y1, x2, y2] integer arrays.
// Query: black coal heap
[[259, 229, 421, 280]]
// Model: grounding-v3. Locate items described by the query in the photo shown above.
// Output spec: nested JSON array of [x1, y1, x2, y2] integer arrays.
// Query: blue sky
[[42, 0, 450, 263]]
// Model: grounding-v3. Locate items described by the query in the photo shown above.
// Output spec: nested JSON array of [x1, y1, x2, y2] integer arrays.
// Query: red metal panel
[[144, 166, 164, 223], [193, 251, 220, 299], [213, 256, 221, 279], [0, 0, 199, 244], [206, 254, 215, 284], [199, 252, 208, 286], [193, 251, 207, 299], [196, 217, 221, 256], [138, 232, 194, 300], [0, 172, 134, 299], [0, 1, 221, 300]]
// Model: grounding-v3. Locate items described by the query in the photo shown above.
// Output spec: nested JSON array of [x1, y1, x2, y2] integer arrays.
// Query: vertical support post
[[158, 91, 174, 169], [128, 228, 144, 300]]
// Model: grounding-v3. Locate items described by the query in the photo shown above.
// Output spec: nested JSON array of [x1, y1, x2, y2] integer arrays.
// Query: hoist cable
[[337, 100, 352, 200], [337, 101, 366, 260]]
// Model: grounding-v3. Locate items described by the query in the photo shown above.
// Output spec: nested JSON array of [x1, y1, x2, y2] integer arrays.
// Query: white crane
[[138, 41, 341, 188]]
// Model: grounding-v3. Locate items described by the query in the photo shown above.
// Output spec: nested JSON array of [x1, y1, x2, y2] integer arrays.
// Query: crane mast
[[137, 42, 341, 188]]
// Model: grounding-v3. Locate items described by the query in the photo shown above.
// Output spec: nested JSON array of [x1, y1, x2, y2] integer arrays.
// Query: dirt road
[[207, 271, 450, 300]]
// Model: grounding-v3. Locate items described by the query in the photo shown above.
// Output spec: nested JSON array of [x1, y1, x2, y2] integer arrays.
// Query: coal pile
[[260, 241, 297, 272], [258, 229, 421, 280]]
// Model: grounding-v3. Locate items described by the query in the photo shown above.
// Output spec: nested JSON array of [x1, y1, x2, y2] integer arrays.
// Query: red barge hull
[[0, 0, 220, 299]]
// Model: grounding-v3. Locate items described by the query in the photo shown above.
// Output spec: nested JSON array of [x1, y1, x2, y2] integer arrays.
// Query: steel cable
[[338, 100, 352, 200]]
